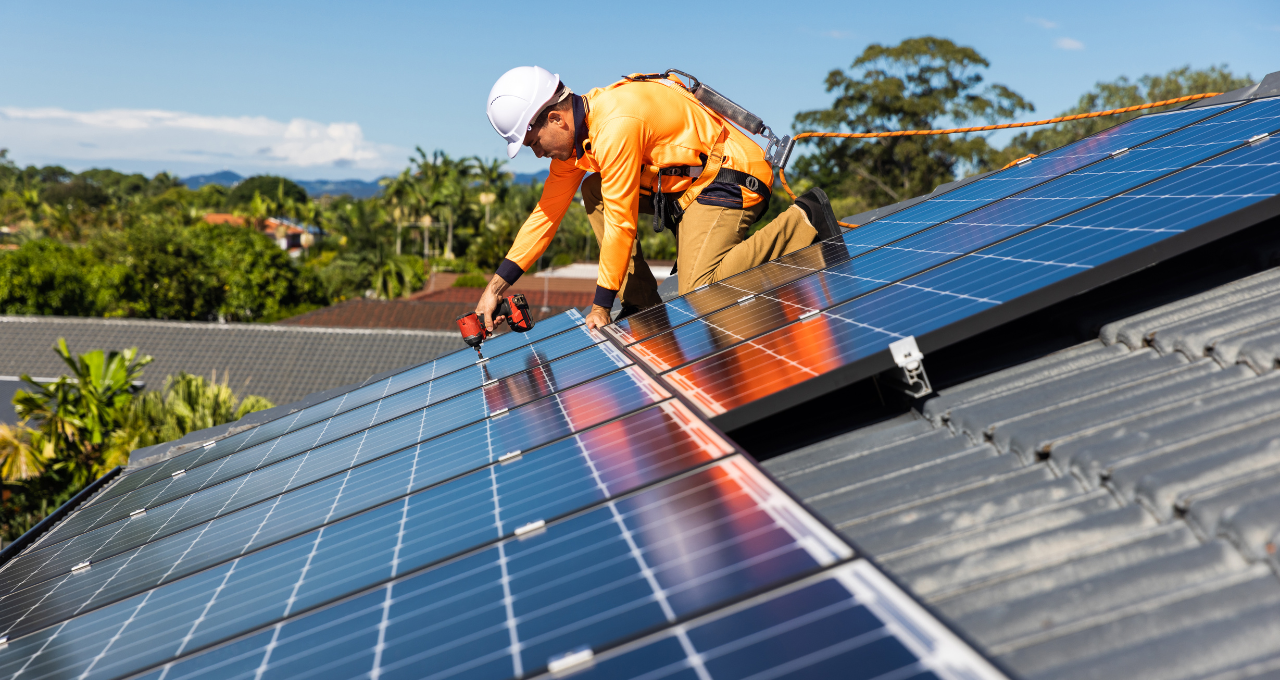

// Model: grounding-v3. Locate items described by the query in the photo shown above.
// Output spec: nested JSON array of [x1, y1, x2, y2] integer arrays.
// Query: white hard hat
[[487, 66, 560, 159]]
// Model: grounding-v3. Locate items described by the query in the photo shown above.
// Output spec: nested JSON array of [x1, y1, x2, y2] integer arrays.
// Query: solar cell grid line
[[527, 559, 1006, 680], [0, 345, 645, 601], [29, 333, 620, 554], [0, 368, 677, 634], [0, 399, 736, 679], [663, 123, 1280, 423], [87, 312, 589, 509], [628, 97, 1280, 375], [606, 102, 1240, 348], [48, 457, 850, 680]]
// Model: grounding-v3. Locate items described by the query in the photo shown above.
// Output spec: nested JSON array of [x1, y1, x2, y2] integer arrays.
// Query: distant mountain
[[180, 169, 547, 198], [295, 178, 384, 199], [513, 169, 549, 185], [183, 170, 244, 190], [180, 172, 385, 199]]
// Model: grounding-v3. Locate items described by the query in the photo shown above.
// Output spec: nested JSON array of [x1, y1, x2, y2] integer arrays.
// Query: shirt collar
[[572, 95, 589, 159]]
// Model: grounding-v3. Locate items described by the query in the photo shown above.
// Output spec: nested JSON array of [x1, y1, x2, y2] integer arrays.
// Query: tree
[[226, 175, 307, 208], [992, 65, 1254, 166], [791, 37, 1033, 208], [0, 239, 95, 316], [13, 340, 152, 487], [119, 372, 274, 452]]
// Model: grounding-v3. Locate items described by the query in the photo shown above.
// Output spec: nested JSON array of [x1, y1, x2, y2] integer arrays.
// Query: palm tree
[[412, 148, 475, 260], [13, 339, 152, 485], [380, 169, 422, 256]]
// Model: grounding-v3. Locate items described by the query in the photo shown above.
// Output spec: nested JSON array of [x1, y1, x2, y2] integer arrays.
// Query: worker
[[475, 66, 842, 331]]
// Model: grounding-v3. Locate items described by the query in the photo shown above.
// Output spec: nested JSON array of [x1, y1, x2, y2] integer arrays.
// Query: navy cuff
[[593, 285, 618, 309], [495, 258, 524, 286]]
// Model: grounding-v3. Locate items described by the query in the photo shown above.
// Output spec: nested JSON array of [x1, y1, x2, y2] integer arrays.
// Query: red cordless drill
[[456, 293, 534, 360]]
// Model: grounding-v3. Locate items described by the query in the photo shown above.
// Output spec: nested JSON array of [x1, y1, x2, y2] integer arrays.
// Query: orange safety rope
[[777, 92, 1222, 226]]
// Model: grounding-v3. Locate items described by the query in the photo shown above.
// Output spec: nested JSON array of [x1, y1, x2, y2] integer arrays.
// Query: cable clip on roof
[[882, 336, 933, 399]]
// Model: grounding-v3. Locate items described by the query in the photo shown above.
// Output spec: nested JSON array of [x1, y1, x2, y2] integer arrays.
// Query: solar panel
[[619, 98, 1280, 374], [91, 313, 588, 507], [529, 560, 1004, 680], [0, 357, 664, 604], [29, 334, 622, 551], [656, 100, 1280, 425], [608, 102, 1232, 346]]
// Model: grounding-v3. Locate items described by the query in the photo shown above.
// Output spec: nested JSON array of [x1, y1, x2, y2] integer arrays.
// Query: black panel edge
[[711, 192, 1280, 433], [0, 466, 121, 570]]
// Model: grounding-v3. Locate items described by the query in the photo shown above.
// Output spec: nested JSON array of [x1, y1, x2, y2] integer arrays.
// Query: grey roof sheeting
[[764, 265, 1280, 680], [0, 315, 464, 410]]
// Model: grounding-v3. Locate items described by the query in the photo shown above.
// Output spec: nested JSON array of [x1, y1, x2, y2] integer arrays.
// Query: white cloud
[[1054, 37, 1085, 50], [0, 106, 404, 176], [1026, 16, 1057, 29]]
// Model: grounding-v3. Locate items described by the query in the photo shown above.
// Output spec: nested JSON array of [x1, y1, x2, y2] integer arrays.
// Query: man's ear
[[547, 110, 570, 130]]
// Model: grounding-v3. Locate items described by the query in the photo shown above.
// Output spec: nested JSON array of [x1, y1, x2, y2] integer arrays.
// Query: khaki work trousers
[[580, 173, 817, 310]]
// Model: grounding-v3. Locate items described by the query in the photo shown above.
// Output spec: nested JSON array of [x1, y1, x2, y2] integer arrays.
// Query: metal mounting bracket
[[882, 336, 932, 398]]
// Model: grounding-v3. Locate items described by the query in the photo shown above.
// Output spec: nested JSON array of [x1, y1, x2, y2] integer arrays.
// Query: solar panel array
[[605, 95, 1280, 426], [0, 311, 1004, 680]]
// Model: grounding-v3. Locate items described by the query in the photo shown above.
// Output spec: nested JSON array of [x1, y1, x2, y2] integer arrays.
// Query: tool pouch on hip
[[651, 191, 684, 234]]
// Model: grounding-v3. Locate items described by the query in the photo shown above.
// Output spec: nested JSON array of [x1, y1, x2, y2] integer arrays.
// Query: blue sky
[[1, 0, 1276, 180]]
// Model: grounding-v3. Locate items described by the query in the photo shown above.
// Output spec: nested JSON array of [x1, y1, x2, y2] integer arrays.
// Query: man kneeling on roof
[[474, 66, 842, 331]]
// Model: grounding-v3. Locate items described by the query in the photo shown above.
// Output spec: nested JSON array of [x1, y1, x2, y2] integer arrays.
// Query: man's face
[[524, 109, 575, 161]]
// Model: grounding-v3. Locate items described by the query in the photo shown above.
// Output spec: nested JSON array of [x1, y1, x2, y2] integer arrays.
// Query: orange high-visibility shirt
[[495, 78, 772, 308]]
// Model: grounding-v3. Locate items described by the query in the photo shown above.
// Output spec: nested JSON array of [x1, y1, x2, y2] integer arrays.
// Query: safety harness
[[622, 72, 777, 234]]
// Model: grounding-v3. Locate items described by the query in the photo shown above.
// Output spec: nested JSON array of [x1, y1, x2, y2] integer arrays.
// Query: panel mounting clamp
[[883, 336, 933, 398]]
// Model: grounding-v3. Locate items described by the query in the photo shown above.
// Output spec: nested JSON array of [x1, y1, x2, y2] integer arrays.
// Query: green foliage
[[121, 372, 274, 452], [0, 223, 325, 321], [14, 340, 151, 486], [452, 272, 488, 288], [791, 36, 1034, 206], [0, 239, 96, 315], [226, 175, 308, 208], [992, 65, 1253, 167], [1, 343, 273, 542]]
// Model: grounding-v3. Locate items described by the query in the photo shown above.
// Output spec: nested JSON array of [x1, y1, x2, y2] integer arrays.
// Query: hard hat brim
[[507, 140, 523, 159]]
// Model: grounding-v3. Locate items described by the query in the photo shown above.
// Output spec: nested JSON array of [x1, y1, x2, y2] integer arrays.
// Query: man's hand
[[584, 305, 611, 331], [476, 274, 512, 332]]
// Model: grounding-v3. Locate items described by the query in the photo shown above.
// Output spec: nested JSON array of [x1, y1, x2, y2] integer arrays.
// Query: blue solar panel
[[659, 103, 1280, 420], [0, 459, 850, 680], [95, 312, 588, 505], [0, 362, 666, 605], [608, 103, 1234, 347], [538, 560, 1003, 680], [628, 98, 1280, 373], [34, 326, 609, 549]]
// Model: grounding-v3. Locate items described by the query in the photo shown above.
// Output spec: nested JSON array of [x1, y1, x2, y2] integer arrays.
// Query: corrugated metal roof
[[764, 266, 1280, 680]]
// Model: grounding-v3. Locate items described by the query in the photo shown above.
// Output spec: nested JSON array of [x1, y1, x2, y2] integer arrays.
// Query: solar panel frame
[[665, 103, 1280, 429]]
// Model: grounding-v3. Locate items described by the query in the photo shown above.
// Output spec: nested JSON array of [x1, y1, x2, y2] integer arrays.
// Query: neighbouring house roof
[[0, 315, 464, 408], [764, 265, 1280, 679], [276, 298, 582, 331]]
